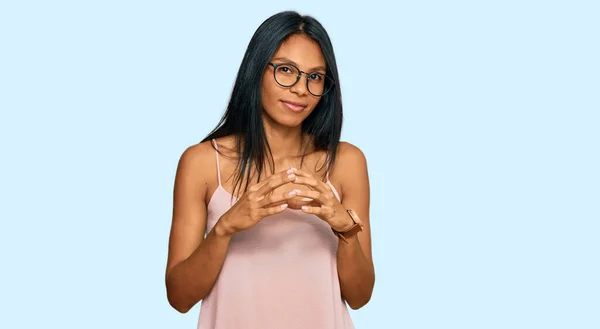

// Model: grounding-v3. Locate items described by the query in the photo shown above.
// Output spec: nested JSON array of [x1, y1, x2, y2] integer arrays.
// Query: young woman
[[165, 11, 375, 329]]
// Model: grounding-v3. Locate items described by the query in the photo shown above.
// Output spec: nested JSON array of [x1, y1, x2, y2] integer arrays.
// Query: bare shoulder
[[175, 140, 219, 191], [329, 141, 368, 193], [337, 141, 367, 164], [178, 141, 214, 171], [335, 141, 368, 179], [210, 135, 238, 157]]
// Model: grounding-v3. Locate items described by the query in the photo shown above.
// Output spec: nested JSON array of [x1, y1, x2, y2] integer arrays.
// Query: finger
[[286, 198, 318, 209], [290, 168, 332, 193], [300, 205, 322, 216], [303, 205, 336, 219], [252, 168, 297, 197], [258, 203, 288, 217], [294, 189, 328, 205], [291, 168, 328, 182], [292, 175, 331, 195], [251, 168, 293, 191], [257, 188, 301, 208], [291, 168, 315, 178]]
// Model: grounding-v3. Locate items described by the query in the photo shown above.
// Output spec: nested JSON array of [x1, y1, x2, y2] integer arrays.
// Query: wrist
[[333, 213, 355, 232], [331, 208, 364, 243], [215, 215, 235, 237]]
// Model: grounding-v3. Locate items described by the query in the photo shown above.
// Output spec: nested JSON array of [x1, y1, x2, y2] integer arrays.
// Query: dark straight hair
[[201, 11, 343, 199]]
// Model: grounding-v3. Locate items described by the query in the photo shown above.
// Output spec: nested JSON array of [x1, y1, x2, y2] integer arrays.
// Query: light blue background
[[1, 1, 598, 328]]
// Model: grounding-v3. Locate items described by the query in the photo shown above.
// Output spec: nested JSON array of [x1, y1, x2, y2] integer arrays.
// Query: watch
[[332, 209, 364, 243]]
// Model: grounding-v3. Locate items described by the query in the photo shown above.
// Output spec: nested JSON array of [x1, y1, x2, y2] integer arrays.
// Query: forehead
[[272, 34, 325, 70]]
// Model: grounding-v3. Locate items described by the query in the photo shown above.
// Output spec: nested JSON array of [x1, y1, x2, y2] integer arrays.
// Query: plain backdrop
[[1, 1, 598, 328]]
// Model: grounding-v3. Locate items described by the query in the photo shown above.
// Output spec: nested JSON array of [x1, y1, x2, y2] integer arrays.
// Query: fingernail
[[291, 167, 297, 172], [288, 174, 296, 179], [302, 206, 308, 211], [295, 189, 301, 193], [281, 204, 288, 209], [300, 197, 313, 201], [287, 168, 294, 174], [288, 190, 297, 196]]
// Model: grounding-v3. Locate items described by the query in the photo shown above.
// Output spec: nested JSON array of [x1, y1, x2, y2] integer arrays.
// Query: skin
[[165, 34, 375, 313]]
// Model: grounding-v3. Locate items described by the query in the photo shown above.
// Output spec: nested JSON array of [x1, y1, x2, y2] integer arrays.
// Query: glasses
[[268, 62, 335, 96]]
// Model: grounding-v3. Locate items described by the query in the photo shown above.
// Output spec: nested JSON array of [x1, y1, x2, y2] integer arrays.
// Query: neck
[[262, 117, 310, 160]]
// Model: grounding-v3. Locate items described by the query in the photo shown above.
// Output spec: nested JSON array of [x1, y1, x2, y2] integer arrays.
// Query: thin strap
[[211, 139, 222, 186], [325, 168, 341, 201]]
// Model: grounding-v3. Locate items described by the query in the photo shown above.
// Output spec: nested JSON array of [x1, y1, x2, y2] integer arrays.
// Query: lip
[[281, 100, 307, 113]]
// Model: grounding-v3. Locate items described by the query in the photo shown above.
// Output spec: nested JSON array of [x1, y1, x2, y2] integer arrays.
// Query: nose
[[289, 73, 309, 95]]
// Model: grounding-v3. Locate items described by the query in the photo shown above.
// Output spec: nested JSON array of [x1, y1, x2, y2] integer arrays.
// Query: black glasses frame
[[268, 62, 335, 96]]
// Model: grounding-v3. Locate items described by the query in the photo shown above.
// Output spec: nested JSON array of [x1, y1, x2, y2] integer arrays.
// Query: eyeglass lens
[[273, 64, 331, 96]]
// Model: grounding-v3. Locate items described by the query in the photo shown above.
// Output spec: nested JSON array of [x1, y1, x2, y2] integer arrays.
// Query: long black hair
[[201, 11, 343, 199]]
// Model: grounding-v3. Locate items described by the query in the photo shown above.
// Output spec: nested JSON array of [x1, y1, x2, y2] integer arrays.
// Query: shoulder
[[329, 141, 368, 187], [338, 141, 366, 160], [336, 141, 368, 167], [332, 141, 369, 201], [179, 136, 236, 165], [175, 139, 221, 191], [178, 140, 214, 168], [177, 135, 239, 180]]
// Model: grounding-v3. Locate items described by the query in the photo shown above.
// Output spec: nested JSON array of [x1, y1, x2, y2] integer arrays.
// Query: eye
[[308, 73, 324, 81], [277, 65, 295, 74]]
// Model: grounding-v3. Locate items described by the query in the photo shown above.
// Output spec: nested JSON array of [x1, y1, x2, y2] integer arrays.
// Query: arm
[[164, 143, 232, 313], [335, 143, 375, 310]]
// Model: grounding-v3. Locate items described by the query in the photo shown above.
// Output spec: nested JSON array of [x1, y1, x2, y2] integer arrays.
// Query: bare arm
[[165, 143, 298, 313], [335, 143, 375, 309], [165, 143, 232, 313]]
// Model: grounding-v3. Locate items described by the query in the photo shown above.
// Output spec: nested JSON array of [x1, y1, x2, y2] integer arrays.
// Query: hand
[[291, 168, 355, 232], [216, 168, 300, 236]]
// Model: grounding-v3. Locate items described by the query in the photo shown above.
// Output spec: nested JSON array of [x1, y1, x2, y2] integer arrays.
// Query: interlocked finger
[[257, 188, 300, 208], [254, 169, 297, 198], [301, 205, 335, 218], [257, 203, 288, 217], [294, 189, 329, 206], [292, 175, 332, 195]]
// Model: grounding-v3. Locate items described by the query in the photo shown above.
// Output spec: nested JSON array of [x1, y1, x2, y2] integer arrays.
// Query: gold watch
[[332, 209, 364, 243]]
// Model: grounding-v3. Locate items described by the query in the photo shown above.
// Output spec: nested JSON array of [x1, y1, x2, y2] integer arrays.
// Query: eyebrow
[[271, 57, 326, 72]]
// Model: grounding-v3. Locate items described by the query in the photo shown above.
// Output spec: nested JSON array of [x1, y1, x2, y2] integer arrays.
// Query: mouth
[[280, 100, 307, 113]]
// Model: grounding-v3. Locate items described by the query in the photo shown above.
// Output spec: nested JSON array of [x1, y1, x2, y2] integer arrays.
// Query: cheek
[[261, 76, 282, 107], [304, 97, 321, 115]]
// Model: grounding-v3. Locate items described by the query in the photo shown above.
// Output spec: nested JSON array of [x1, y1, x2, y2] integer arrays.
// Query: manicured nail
[[300, 197, 313, 201], [287, 168, 294, 174], [288, 174, 296, 179], [288, 190, 297, 196], [302, 206, 308, 211], [291, 167, 297, 172], [281, 204, 288, 209]]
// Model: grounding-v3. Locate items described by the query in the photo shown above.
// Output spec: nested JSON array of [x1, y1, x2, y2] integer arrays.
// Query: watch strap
[[332, 209, 364, 243]]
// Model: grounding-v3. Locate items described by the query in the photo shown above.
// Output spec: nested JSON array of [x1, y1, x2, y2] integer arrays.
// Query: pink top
[[196, 139, 355, 329]]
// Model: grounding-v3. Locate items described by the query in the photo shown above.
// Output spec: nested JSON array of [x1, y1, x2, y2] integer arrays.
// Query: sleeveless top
[[196, 139, 355, 329]]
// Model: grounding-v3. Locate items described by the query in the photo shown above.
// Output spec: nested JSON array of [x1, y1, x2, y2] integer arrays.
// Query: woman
[[165, 11, 375, 329]]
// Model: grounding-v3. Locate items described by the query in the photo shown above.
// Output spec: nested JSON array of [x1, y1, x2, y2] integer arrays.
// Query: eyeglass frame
[[267, 62, 335, 97]]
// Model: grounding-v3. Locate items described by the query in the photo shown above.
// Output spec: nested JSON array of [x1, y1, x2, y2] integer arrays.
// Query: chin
[[263, 109, 307, 128], [278, 117, 304, 128]]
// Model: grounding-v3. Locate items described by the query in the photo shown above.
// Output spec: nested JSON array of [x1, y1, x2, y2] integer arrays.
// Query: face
[[261, 34, 327, 128]]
